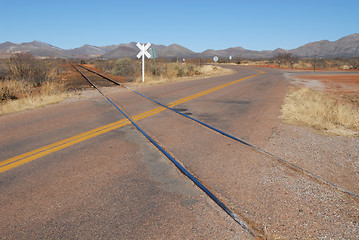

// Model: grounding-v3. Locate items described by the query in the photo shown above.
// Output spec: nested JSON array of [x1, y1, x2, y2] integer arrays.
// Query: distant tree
[[9, 53, 50, 86], [274, 52, 299, 67], [94, 60, 114, 73], [349, 58, 359, 69], [235, 56, 242, 64]]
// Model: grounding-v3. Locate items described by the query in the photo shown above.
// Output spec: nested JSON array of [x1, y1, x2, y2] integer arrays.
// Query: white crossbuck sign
[[136, 42, 152, 82], [136, 42, 151, 58]]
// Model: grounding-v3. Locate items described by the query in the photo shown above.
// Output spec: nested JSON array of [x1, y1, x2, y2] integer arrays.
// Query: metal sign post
[[136, 42, 151, 82], [151, 48, 157, 75], [213, 56, 219, 65]]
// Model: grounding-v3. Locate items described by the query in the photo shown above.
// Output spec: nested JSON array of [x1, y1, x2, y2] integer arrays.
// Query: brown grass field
[[281, 74, 359, 137], [0, 79, 73, 115]]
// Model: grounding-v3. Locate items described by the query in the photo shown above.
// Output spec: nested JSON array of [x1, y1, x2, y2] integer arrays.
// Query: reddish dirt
[[81, 64, 126, 83], [82, 64, 102, 72], [58, 63, 87, 90], [59, 63, 125, 90], [296, 74, 359, 84], [296, 74, 359, 95], [254, 64, 359, 72]]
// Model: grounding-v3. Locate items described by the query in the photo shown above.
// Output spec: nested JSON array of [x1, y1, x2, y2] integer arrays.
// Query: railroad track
[[71, 63, 257, 237], [71, 63, 359, 239]]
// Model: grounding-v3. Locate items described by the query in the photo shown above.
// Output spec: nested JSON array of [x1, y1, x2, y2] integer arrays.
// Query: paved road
[[1, 66, 358, 239]]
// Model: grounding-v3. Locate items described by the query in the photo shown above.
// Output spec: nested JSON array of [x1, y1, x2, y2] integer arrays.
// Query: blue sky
[[0, 0, 358, 52]]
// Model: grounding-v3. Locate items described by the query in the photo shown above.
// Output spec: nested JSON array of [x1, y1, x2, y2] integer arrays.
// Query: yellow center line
[[0, 70, 264, 173]]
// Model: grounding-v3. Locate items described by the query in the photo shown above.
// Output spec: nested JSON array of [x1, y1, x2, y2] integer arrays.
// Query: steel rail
[[71, 64, 257, 237], [77, 63, 359, 199]]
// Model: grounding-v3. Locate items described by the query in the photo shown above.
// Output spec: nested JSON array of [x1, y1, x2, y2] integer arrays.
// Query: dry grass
[[134, 64, 234, 85], [0, 80, 72, 115], [280, 87, 359, 137]]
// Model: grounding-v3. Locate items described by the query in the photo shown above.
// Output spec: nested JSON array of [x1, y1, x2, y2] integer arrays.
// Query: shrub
[[177, 67, 184, 77], [94, 60, 114, 73], [112, 58, 137, 80], [8, 53, 51, 86], [0, 86, 17, 102], [0, 61, 7, 80]]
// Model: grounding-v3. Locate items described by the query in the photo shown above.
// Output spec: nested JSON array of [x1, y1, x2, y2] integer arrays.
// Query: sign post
[[136, 42, 151, 82], [213, 56, 219, 65], [151, 48, 157, 75]]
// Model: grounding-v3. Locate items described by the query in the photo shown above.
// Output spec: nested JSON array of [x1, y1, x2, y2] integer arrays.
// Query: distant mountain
[[0, 40, 70, 58], [97, 45, 120, 53], [101, 42, 139, 59], [0, 33, 358, 59], [66, 44, 106, 57], [157, 44, 195, 58], [0, 41, 17, 51], [291, 33, 359, 57], [65, 44, 121, 58], [197, 47, 274, 59]]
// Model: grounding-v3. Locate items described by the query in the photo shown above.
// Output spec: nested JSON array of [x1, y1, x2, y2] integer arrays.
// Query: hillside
[[291, 33, 359, 57], [157, 44, 195, 58], [65, 44, 110, 57], [0, 41, 70, 58], [102, 44, 138, 59]]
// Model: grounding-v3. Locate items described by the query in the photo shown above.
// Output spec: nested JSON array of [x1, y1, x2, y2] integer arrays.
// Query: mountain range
[[0, 33, 358, 59]]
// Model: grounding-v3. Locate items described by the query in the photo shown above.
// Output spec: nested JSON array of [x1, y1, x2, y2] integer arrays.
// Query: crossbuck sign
[[136, 42, 151, 82]]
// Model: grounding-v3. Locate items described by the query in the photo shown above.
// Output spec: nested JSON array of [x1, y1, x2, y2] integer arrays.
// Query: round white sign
[[213, 56, 219, 62]]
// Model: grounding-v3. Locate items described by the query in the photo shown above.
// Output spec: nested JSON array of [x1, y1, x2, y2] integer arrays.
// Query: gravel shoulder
[[261, 71, 359, 238], [271, 71, 359, 197], [265, 122, 359, 198]]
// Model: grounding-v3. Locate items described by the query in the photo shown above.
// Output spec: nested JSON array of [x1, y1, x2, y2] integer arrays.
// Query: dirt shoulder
[[264, 70, 359, 211], [257, 70, 359, 238], [281, 72, 359, 136], [295, 73, 359, 94]]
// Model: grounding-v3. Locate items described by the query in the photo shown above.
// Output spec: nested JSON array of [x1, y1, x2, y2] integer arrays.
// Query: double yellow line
[[0, 70, 263, 173]]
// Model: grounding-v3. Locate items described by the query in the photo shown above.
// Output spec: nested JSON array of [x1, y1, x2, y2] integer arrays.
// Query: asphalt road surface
[[1, 66, 358, 239]]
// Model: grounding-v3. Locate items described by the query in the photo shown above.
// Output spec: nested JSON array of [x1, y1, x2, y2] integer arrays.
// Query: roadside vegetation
[[280, 87, 359, 137], [222, 53, 359, 71], [88, 58, 233, 84], [0, 54, 71, 115], [246, 57, 359, 71]]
